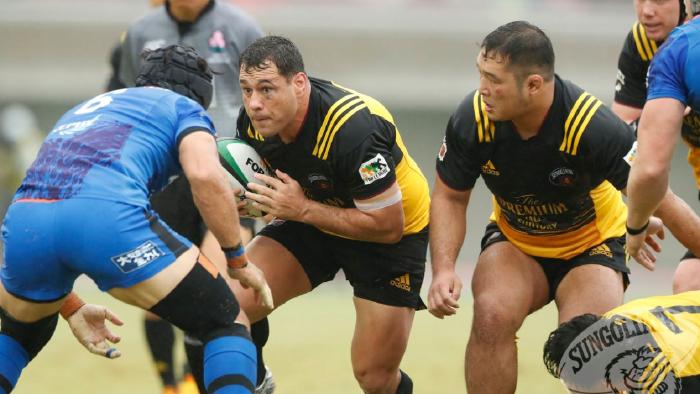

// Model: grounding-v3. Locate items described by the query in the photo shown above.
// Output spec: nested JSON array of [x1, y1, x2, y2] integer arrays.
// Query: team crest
[[208, 30, 226, 53], [359, 154, 390, 185], [438, 136, 447, 161], [549, 167, 576, 186], [110, 241, 164, 273]]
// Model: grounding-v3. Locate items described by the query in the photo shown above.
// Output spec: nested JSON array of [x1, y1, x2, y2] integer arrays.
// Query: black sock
[[144, 317, 176, 387], [251, 317, 270, 386], [183, 337, 206, 394], [396, 370, 413, 394]]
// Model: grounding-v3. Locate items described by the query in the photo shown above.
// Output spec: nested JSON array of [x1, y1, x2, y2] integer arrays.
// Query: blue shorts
[[1, 199, 192, 302]]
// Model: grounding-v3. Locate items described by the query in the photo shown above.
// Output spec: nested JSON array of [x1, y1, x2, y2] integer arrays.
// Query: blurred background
[[1, 0, 697, 393]]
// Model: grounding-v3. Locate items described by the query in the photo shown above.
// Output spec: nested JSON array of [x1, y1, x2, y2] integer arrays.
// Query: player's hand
[[247, 170, 309, 221], [626, 216, 664, 271], [428, 270, 462, 319], [227, 263, 274, 311], [66, 304, 123, 359]]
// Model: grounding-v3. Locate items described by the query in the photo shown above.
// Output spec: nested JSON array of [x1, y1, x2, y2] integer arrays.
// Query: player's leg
[[554, 238, 627, 324], [342, 227, 428, 394], [673, 252, 700, 293], [0, 200, 79, 393], [351, 299, 414, 394], [148, 176, 205, 393], [467, 225, 550, 394]]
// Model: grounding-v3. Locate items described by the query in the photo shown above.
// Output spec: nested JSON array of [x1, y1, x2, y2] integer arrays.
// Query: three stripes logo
[[313, 94, 367, 160], [246, 125, 264, 141], [473, 92, 495, 143], [560, 92, 602, 156], [632, 22, 658, 62], [390, 273, 411, 291]]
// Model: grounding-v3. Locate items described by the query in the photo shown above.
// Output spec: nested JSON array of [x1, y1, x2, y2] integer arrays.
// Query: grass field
[[16, 278, 570, 394]]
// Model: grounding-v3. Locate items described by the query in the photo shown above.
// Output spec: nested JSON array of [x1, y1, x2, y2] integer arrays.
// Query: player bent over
[[0, 45, 272, 394]]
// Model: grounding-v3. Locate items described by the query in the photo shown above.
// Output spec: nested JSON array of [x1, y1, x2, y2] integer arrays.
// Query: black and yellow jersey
[[436, 75, 634, 260], [604, 291, 700, 378], [616, 22, 700, 188], [237, 77, 430, 237], [615, 22, 660, 109]]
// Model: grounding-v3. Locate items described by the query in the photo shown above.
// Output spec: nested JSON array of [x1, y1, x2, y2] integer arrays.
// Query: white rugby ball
[[217, 137, 271, 218]]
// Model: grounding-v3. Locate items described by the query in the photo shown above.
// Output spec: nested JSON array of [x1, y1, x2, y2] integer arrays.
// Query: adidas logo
[[390, 273, 411, 291], [481, 160, 500, 176], [589, 244, 612, 258]]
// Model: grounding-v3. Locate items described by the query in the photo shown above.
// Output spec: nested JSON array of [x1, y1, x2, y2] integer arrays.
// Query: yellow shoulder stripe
[[560, 92, 602, 155], [313, 94, 367, 160], [247, 125, 264, 141], [472, 92, 495, 143], [632, 22, 658, 61]]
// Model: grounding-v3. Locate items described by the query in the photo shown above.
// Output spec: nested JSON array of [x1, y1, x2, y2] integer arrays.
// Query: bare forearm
[[429, 195, 467, 276], [190, 175, 242, 248], [300, 200, 403, 243], [655, 191, 700, 256], [627, 164, 668, 228]]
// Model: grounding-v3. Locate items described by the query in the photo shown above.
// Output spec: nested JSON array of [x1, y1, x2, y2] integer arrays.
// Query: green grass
[[17, 281, 569, 394]]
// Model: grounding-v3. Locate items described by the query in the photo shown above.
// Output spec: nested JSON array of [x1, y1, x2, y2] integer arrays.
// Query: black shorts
[[480, 222, 630, 301], [150, 176, 206, 246], [258, 220, 428, 310]]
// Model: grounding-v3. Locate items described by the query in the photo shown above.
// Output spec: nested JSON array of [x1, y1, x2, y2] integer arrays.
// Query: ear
[[526, 74, 544, 95], [292, 72, 307, 91]]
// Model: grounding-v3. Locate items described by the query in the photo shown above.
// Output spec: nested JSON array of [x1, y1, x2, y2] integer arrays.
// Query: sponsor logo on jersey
[[588, 243, 613, 259], [438, 136, 447, 161], [480, 160, 500, 176], [111, 241, 164, 273], [208, 30, 226, 53], [359, 153, 390, 185], [623, 141, 638, 166], [308, 173, 333, 191], [615, 69, 625, 92], [51, 115, 101, 136], [549, 167, 576, 187], [557, 315, 680, 394], [389, 273, 411, 291]]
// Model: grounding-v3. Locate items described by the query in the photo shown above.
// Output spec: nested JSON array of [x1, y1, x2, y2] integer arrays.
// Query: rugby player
[[428, 21, 700, 393], [0, 45, 272, 394], [231, 36, 431, 394]]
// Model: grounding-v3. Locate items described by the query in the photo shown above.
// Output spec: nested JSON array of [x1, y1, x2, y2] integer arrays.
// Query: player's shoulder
[[557, 77, 630, 156], [126, 6, 169, 34], [445, 89, 495, 146], [623, 21, 660, 62], [213, 0, 260, 25], [310, 78, 397, 158]]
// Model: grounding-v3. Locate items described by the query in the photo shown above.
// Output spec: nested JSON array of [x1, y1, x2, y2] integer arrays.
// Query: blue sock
[[0, 334, 29, 394], [204, 336, 256, 394]]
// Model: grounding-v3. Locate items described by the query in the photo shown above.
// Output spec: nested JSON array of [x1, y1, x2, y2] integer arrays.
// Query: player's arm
[[428, 176, 470, 319], [179, 131, 273, 308], [611, 102, 642, 125], [654, 189, 700, 258], [248, 170, 404, 244]]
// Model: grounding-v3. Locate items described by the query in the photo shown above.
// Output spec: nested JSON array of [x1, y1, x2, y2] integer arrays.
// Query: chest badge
[[549, 167, 577, 186]]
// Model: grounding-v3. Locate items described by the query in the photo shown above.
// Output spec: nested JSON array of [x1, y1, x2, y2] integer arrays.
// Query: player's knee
[[0, 308, 57, 361], [353, 365, 398, 394], [149, 258, 242, 343], [471, 296, 522, 343]]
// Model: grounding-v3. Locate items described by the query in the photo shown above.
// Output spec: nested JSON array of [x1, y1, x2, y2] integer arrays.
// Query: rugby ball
[[217, 137, 271, 218]]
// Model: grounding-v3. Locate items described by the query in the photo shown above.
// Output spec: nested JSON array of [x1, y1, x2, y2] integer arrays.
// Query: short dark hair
[[239, 35, 305, 79], [481, 21, 555, 82], [543, 313, 601, 378]]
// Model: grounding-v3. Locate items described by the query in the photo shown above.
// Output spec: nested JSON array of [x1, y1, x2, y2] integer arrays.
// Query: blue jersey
[[14, 87, 215, 207], [647, 17, 700, 110]]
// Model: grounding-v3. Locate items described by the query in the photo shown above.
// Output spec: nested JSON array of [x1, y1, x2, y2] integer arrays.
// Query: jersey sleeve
[[582, 106, 637, 189], [332, 119, 398, 201], [614, 30, 648, 108], [435, 93, 482, 191], [173, 96, 216, 146], [647, 32, 690, 105]]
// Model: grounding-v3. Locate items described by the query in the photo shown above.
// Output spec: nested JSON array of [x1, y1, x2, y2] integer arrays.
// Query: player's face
[[240, 61, 302, 138], [634, 0, 681, 41], [476, 50, 529, 121]]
